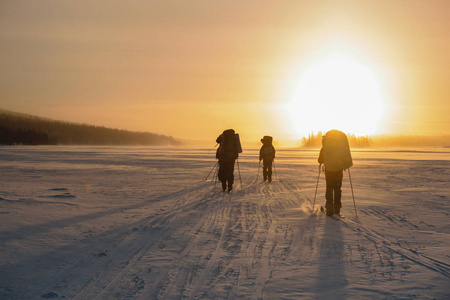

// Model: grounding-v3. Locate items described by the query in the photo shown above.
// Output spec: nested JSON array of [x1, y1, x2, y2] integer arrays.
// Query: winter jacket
[[260, 144, 276, 161]]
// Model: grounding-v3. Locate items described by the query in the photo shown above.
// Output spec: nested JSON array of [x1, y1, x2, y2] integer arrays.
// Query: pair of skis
[[319, 206, 345, 220]]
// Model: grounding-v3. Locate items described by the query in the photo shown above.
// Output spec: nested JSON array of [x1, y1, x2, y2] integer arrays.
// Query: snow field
[[0, 146, 449, 299]]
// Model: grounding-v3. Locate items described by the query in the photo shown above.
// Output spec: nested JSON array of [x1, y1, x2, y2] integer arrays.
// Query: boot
[[326, 207, 334, 216]]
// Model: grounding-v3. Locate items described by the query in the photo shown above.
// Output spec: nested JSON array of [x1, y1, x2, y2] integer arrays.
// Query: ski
[[331, 214, 345, 220], [320, 206, 345, 220]]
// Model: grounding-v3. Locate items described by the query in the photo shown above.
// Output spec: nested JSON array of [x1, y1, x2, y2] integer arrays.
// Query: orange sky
[[1, 0, 449, 145]]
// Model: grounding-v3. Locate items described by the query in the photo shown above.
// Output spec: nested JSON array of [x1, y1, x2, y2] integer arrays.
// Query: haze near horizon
[[1, 0, 449, 145]]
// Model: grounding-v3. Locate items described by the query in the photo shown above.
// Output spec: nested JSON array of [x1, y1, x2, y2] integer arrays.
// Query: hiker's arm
[[318, 148, 324, 164]]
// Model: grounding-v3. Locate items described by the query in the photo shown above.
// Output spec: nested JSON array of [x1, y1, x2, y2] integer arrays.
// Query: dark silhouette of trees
[[347, 134, 371, 148], [301, 132, 324, 148], [302, 131, 371, 148], [0, 126, 53, 145], [0, 110, 181, 146]]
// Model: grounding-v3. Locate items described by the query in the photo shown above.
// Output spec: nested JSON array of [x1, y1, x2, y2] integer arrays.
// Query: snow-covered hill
[[0, 146, 448, 299]]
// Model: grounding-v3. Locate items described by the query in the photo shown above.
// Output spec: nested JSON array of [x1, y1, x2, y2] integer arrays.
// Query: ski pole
[[236, 158, 243, 188], [312, 164, 321, 211], [204, 161, 218, 181], [348, 168, 358, 217]]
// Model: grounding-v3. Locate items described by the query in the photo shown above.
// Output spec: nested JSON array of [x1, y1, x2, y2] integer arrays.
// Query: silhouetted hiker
[[318, 130, 353, 216], [216, 129, 240, 193], [259, 136, 276, 182]]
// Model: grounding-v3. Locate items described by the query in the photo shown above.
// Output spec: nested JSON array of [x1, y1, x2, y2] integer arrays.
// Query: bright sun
[[286, 54, 386, 137]]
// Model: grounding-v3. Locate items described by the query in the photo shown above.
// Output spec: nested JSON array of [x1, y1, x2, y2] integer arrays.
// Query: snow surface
[[0, 146, 449, 299]]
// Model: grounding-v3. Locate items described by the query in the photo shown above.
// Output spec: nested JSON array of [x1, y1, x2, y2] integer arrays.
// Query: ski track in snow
[[338, 217, 450, 278], [0, 146, 449, 299]]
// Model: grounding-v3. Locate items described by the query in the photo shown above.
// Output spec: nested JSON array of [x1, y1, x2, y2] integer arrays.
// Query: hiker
[[216, 129, 240, 193], [259, 136, 276, 182], [318, 130, 353, 216]]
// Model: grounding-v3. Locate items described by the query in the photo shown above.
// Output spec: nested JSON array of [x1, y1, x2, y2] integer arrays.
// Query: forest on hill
[[0, 109, 181, 146]]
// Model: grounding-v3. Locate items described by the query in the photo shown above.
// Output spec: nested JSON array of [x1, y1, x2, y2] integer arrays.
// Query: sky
[[1, 0, 449, 145]]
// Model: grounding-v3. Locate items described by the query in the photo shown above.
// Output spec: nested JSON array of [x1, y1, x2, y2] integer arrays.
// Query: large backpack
[[322, 130, 353, 171], [261, 136, 275, 160], [261, 135, 273, 144], [216, 129, 240, 159]]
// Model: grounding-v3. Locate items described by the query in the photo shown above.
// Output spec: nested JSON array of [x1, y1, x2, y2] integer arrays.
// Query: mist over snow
[[0, 146, 449, 299]]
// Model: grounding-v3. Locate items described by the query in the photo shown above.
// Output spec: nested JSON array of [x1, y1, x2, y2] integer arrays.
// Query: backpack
[[216, 129, 240, 159], [262, 146, 275, 159], [260, 136, 275, 160], [261, 135, 273, 144], [322, 129, 353, 171]]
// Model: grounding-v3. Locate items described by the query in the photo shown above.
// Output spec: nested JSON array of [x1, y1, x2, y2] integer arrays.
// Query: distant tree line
[[0, 125, 53, 145], [301, 131, 450, 148], [301, 132, 371, 148], [0, 111, 182, 146]]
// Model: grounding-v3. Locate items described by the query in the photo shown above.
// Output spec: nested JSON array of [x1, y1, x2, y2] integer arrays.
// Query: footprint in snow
[[95, 252, 108, 257], [48, 193, 76, 199], [41, 292, 58, 298]]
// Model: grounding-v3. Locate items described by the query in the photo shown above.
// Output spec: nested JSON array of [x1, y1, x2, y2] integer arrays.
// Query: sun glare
[[286, 54, 386, 137]]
